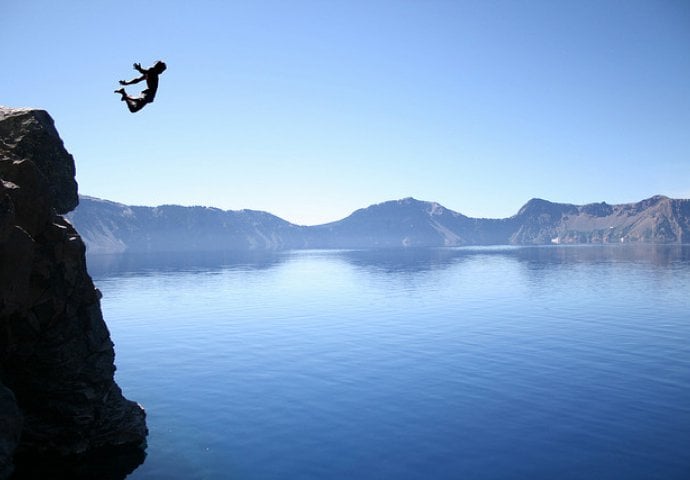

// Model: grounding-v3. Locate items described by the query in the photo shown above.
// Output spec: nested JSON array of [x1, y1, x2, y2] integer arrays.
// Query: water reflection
[[511, 244, 690, 267], [11, 444, 146, 480], [86, 245, 690, 279], [87, 250, 287, 279], [333, 245, 690, 274], [337, 248, 460, 273]]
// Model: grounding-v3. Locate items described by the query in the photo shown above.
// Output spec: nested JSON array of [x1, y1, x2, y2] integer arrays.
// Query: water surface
[[88, 246, 690, 479]]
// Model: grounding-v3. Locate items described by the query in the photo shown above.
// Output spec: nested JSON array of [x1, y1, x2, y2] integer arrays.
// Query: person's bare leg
[[115, 88, 137, 108], [114, 89, 144, 112], [125, 97, 145, 113]]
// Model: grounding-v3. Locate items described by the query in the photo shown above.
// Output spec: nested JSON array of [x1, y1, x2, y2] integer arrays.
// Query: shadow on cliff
[[11, 445, 145, 480]]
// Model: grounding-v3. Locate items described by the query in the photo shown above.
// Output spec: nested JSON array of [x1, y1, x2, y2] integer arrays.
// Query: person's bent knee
[[127, 100, 146, 113]]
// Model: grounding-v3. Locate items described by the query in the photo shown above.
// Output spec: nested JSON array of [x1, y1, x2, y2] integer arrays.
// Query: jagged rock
[[0, 106, 147, 478], [0, 107, 78, 214]]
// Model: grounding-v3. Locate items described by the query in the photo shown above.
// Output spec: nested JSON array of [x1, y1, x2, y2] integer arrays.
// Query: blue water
[[88, 246, 690, 479]]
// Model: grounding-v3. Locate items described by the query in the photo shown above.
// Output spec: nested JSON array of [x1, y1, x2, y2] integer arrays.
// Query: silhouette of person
[[114, 61, 167, 113]]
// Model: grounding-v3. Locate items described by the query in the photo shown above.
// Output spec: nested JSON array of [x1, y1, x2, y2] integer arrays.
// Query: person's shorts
[[140, 90, 155, 104]]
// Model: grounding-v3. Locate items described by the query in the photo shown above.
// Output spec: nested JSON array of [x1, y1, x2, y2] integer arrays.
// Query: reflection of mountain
[[511, 244, 690, 267], [340, 245, 690, 274], [339, 248, 455, 274], [338, 247, 496, 274], [68, 195, 690, 254], [86, 250, 287, 279], [86, 246, 690, 281]]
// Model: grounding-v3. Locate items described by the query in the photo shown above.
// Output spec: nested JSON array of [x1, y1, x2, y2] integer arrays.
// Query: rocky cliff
[[511, 196, 690, 244], [0, 107, 147, 478]]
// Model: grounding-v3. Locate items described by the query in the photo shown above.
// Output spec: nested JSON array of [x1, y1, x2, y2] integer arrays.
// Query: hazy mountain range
[[66, 195, 690, 254]]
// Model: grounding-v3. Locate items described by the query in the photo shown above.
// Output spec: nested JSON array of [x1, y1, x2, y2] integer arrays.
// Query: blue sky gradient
[[2, 0, 689, 224]]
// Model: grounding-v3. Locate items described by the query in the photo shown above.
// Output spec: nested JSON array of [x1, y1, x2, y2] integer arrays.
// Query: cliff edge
[[0, 107, 147, 478]]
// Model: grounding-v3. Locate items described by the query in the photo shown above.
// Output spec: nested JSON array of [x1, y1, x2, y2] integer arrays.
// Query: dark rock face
[[0, 108, 78, 214], [0, 384, 21, 480], [581, 202, 614, 217], [0, 107, 147, 478]]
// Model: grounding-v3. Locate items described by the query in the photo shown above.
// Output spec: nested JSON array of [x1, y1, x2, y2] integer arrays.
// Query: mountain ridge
[[67, 194, 690, 254]]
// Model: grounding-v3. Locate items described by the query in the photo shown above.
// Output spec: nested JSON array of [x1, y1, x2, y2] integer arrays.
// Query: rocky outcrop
[[0, 108, 77, 215], [511, 196, 690, 244], [0, 107, 147, 478]]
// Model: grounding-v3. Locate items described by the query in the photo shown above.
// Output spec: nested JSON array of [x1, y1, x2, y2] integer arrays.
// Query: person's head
[[153, 61, 167, 74]]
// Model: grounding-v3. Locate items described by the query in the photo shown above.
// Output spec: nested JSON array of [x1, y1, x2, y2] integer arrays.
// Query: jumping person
[[114, 61, 167, 113]]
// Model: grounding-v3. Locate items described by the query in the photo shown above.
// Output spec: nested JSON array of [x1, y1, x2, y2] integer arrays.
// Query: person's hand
[[133, 63, 141, 70], [119, 80, 127, 85]]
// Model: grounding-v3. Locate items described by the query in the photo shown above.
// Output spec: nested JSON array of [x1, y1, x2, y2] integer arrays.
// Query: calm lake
[[87, 245, 690, 479]]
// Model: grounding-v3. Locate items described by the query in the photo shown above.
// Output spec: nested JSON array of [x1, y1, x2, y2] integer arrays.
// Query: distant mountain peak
[[516, 198, 576, 217], [379, 197, 427, 206], [377, 197, 450, 213]]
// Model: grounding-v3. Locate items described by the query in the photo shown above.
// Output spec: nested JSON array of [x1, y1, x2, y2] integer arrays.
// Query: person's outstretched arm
[[119, 74, 145, 86]]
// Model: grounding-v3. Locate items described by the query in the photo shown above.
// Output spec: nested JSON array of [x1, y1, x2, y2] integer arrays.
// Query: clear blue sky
[[2, 0, 689, 225]]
